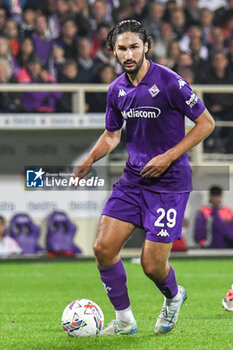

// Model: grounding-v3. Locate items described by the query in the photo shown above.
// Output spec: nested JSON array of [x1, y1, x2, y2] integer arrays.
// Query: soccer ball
[[222, 285, 233, 311], [62, 299, 104, 337]]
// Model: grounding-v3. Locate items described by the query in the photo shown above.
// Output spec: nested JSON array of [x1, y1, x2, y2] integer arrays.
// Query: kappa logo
[[157, 229, 170, 237], [103, 282, 112, 294], [118, 88, 126, 97], [149, 84, 160, 98], [185, 93, 198, 108], [178, 78, 186, 89]]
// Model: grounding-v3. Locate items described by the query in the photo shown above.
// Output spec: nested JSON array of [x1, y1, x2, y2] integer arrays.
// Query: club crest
[[149, 84, 160, 98]]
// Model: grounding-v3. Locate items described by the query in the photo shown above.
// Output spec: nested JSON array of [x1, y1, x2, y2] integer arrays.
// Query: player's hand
[[140, 153, 172, 178], [72, 161, 92, 188]]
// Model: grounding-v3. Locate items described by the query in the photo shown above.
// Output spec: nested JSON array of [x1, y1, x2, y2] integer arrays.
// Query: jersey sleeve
[[167, 75, 205, 122], [105, 87, 124, 131]]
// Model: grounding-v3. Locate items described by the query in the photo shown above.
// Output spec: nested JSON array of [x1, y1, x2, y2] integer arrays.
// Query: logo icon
[[185, 93, 198, 108], [178, 79, 186, 89], [149, 84, 160, 98], [157, 229, 170, 237], [121, 106, 161, 119], [118, 88, 126, 97], [103, 282, 112, 294], [26, 168, 45, 188]]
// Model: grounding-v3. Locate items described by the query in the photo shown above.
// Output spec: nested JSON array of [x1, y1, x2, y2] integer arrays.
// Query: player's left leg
[[141, 240, 187, 334], [140, 191, 190, 334]]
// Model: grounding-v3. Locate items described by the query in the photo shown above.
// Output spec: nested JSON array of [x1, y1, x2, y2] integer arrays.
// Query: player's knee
[[93, 240, 110, 261]]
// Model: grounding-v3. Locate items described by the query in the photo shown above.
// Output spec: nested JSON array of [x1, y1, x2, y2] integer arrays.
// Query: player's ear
[[113, 49, 117, 56], [144, 42, 149, 54]]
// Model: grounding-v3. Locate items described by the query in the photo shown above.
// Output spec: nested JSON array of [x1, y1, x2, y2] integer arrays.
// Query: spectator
[[68, 0, 89, 18], [90, 0, 110, 32], [19, 6, 36, 38], [203, 51, 233, 152], [86, 63, 115, 113], [68, 0, 91, 37], [173, 51, 194, 74], [91, 21, 110, 57], [0, 216, 22, 258], [156, 56, 169, 66], [113, 3, 133, 23], [0, 35, 11, 61], [56, 59, 81, 112], [0, 0, 232, 118], [222, 6, 233, 41], [176, 65, 194, 84], [4, 18, 20, 56], [184, 0, 201, 26], [46, 0, 57, 15], [132, 0, 148, 23], [166, 40, 181, 69], [143, 1, 164, 39], [32, 14, 52, 66], [48, 43, 65, 80], [52, 17, 78, 59], [170, 8, 186, 40], [48, 0, 70, 39], [3, 0, 26, 22], [77, 37, 95, 83], [17, 56, 61, 112], [227, 37, 233, 74], [0, 58, 22, 112], [213, 0, 233, 27], [15, 37, 35, 70], [200, 8, 214, 47], [180, 25, 208, 60], [0, 7, 7, 35], [153, 22, 176, 59], [95, 39, 121, 75], [163, 0, 179, 22], [194, 186, 233, 248], [209, 26, 228, 55], [189, 37, 208, 82]]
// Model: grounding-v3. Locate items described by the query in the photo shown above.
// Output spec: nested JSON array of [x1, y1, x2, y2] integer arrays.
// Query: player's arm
[[165, 108, 215, 161], [73, 129, 121, 181], [141, 108, 215, 178]]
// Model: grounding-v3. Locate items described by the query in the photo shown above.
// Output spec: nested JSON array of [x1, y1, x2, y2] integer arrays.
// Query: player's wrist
[[165, 148, 177, 163], [85, 154, 95, 165]]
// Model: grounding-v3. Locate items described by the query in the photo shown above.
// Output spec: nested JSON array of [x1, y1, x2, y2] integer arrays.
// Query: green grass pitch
[[0, 259, 232, 350]]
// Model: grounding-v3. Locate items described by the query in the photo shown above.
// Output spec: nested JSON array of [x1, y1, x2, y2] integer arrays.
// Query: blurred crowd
[[0, 0, 233, 151]]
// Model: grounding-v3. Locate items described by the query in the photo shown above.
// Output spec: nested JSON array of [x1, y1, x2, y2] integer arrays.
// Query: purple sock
[[98, 259, 130, 311], [154, 265, 178, 299]]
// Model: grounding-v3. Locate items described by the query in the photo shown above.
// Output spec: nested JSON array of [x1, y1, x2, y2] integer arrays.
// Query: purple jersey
[[105, 60, 205, 192]]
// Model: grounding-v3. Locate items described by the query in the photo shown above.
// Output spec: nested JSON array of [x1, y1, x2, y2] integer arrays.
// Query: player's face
[[209, 194, 222, 208], [114, 32, 148, 75]]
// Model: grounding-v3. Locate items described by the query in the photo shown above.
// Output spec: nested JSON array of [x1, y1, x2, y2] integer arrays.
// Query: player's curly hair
[[107, 20, 153, 52]]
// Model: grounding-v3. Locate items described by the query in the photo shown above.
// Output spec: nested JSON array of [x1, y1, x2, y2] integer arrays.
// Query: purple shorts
[[102, 181, 190, 243]]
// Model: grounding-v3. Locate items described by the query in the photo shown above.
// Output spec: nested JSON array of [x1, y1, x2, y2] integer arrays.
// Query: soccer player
[[194, 185, 233, 248], [73, 20, 215, 335], [222, 285, 233, 311]]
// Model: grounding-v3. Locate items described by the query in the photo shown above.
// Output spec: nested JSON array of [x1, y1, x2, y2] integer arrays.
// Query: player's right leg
[[93, 215, 138, 335]]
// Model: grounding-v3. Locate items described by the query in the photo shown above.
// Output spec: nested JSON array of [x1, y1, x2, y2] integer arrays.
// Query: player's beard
[[120, 50, 145, 75]]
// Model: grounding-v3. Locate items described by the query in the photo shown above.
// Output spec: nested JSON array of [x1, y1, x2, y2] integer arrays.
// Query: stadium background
[[0, 0, 233, 255], [0, 2, 233, 349]]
